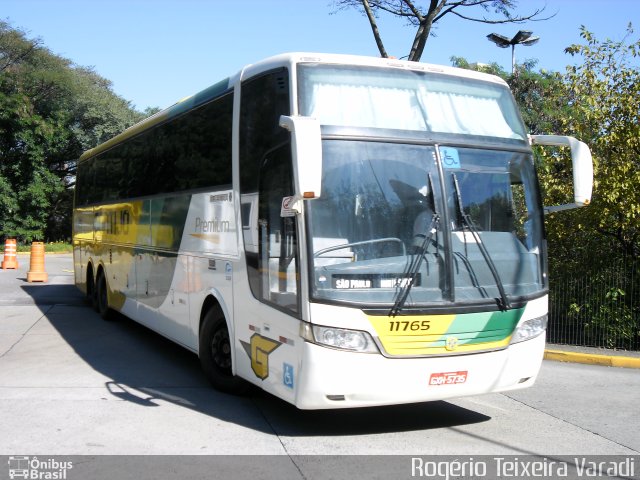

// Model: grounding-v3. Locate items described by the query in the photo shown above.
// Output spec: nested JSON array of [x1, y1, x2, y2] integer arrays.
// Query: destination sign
[[332, 274, 420, 289]]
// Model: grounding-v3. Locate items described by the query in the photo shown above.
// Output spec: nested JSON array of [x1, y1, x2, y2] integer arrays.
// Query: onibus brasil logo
[[8, 456, 73, 479]]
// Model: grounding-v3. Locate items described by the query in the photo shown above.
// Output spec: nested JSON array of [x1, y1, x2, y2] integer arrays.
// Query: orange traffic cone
[[27, 241, 48, 282], [1, 238, 19, 269]]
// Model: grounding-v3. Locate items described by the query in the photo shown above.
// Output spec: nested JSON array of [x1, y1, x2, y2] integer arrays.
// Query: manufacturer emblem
[[445, 336, 459, 351], [240, 334, 281, 380]]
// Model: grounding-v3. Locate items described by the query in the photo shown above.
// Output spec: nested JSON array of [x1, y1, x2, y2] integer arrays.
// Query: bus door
[[234, 144, 302, 395]]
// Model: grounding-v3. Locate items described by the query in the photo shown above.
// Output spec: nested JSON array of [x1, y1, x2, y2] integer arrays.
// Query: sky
[[3, 0, 638, 111]]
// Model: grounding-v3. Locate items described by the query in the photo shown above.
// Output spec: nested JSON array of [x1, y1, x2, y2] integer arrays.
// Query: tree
[[560, 25, 640, 258], [333, 0, 549, 61], [0, 21, 146, 242]]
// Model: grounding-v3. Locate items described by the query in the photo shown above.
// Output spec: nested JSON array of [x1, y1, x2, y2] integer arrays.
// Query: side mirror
[[529, 135, 594, 214], [279, 115, 322, 202]]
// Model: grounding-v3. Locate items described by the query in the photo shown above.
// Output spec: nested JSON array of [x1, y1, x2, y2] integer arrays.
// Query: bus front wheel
[[199, 308, 249, 394]]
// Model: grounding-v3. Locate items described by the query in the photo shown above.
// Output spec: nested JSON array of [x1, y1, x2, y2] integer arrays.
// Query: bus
[[73, 53, 593, 409]]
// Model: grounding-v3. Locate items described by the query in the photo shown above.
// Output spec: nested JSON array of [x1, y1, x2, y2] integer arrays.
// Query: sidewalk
[[1, 253, 639, 368]]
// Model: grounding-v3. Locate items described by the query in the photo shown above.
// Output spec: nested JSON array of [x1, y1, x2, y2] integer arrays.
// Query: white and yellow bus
[[73, 53, 593, 409]]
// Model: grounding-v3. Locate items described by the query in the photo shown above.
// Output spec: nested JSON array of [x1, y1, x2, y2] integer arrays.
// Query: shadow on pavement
[[20, 284, 85, 306], [6, 254, 492, 436], [27, 295, 491, 437]]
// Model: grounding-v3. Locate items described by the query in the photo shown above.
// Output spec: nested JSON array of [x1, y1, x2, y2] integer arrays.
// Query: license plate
[[429, 371, 468, 386]]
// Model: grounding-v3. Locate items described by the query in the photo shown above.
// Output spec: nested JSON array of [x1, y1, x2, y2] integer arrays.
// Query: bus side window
[[258, 146, 300, 315], [239, 68, 291, 302]]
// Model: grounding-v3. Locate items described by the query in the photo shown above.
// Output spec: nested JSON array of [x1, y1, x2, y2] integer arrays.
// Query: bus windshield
[[306, 141, 545, 308]]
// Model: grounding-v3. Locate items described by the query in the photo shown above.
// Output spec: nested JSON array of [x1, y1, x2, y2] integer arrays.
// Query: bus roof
[[244, 52, 509, 87]]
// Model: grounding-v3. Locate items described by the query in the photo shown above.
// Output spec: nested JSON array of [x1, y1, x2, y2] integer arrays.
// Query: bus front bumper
[[293, 334, 545, 409]]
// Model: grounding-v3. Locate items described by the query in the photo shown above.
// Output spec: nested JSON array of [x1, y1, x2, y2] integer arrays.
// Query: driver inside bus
[[389, 179, 437, 254]]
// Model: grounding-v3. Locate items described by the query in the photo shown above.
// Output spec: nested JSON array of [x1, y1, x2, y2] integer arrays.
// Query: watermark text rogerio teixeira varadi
[[7, 456, 72, 480], [410, 456, 637, 480], [3, 455, 639, 480]]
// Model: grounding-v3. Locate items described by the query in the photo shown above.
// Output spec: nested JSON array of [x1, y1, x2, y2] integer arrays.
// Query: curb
[[544, 349, 640, 369]]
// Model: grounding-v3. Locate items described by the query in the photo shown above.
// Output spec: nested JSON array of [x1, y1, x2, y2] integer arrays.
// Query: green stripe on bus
[[444, 308, 524, 345]]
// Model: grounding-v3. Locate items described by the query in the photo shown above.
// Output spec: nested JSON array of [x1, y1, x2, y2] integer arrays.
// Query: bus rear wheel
[[199, 308, 249, 394], [96, 271, 114, 321], [86, 266, 97, 309]]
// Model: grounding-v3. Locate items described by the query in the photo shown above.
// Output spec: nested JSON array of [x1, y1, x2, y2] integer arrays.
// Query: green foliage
[[581, 288, 636, 348], [41, 241, 73, 253], [566, 284, 638, 349], [1, 241, 72, 253], [0, 21, 147, 242], [560, 25, 640, 259]]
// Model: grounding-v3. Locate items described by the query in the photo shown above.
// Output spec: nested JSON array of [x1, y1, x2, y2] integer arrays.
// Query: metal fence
[[547, 253, 639, 351]]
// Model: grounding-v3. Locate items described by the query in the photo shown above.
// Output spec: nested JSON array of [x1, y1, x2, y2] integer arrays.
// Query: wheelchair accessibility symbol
[[439, 146, 461, 169], [283, 363, 294, 389]]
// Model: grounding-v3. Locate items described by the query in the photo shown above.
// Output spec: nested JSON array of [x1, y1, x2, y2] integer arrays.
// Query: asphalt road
[[0, 254, 638, 479]]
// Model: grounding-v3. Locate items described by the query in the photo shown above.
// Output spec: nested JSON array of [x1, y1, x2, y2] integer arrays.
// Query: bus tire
[[86, 266, 97, 309], [199, 308, 249, 395], [96, 270, 114, 321]]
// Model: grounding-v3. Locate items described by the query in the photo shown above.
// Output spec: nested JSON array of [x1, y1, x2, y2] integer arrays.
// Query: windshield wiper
[[389, 174, 439, 317], [451, 173, 511, 311], [389, 214, 438, 317]]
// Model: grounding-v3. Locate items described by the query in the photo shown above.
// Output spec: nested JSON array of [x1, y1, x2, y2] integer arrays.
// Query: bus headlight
[[300, 323, 379, 353], [510, 315, 548, 344]]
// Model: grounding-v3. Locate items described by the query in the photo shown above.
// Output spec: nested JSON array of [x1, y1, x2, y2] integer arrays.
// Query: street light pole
[[487, 30, 540, 74]]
